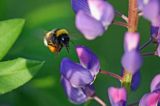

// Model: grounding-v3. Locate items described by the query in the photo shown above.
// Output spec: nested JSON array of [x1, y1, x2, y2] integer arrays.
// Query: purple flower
[[139, 74, 160, 106], [138, 0, 160, 25], [121, 32, 142, 90], [156, 45, 160, 56], [150, 24, 160, 57], [150, 25, 160, 38], [60, 45, 100, 104], [71, 0, 115, 40], [121, 32, 142, 75], [131, 71, 141, 90], [150, 74, 160, 92], [108, 87, 127, 106]]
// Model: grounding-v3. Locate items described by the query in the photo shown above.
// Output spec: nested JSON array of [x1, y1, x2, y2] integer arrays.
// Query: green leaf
[[0, 58, 44, 94], [0, 19, 25, 60]]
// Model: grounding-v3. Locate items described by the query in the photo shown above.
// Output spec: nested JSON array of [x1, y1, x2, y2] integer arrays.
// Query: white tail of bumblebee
[[43, 37, 48, 47]]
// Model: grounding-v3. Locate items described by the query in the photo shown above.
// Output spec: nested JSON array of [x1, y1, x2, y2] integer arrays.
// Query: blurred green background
[[0, 0, 159, 106]]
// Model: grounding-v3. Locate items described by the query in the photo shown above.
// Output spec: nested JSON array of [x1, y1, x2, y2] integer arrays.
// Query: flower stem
[[112, 21, 128, 28], [93, 96, 107, 106], [115, 10, 128, 22], [100, 70, 122, 81], [142, 52, 155, 56], [128, 0, 138, 32], [139, 38, 152, 50]]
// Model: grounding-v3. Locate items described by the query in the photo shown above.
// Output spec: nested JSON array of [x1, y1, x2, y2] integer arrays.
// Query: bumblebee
[[44, 28, 70, 53]]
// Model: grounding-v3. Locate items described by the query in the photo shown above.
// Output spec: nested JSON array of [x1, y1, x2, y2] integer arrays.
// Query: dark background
[[0, 0, 159, 106]]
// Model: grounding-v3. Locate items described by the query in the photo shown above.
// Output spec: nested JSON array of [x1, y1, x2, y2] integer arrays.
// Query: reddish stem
[[142, 52, 155, 56], [100, 70, 122, 81], [128, 0, 138, 32], [93, 96, 107, 106], [113, 21, 128, 28]]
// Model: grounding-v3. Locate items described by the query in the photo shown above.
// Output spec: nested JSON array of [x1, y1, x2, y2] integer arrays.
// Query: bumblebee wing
[[69, 33, 84, 41]]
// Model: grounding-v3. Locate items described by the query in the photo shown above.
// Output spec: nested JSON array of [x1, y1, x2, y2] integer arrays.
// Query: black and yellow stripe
[[55, 29, 69, 37]]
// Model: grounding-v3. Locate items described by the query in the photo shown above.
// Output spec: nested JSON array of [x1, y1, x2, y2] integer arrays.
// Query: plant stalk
[[128, 0, 138, 32]]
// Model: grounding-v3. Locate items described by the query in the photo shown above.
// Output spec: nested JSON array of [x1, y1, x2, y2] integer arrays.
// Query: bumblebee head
[[59, 34, 70, 46], [53, 29, 70, 46]]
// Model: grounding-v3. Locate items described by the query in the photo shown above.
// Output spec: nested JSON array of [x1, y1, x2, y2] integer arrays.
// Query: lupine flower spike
[[56, 0, 160, 105]]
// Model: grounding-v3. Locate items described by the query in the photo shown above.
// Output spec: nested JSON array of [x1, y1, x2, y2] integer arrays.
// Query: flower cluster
[[57, 0, 160, 106], [139, 74, 160, 106], [108, 74, 160, 106], [60, 45, 100, 104], [121, 32, 142, 90], [138, 0, 160, 56]]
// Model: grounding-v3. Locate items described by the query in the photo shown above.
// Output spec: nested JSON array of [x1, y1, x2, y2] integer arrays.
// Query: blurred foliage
[[0, 0, 159, 106], [0, 19, 24, 60], [0, 58, 44, 94], [0, 18, 44, 95]]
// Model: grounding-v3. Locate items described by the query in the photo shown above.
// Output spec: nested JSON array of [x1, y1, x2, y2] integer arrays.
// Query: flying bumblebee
[[44, 28, 70, 53]]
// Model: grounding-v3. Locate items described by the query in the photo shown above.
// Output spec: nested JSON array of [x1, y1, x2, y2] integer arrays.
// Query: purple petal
[[76, 10, 105, 40], [138, 0, 160, 25], [76, 45, 100, 77], [61, 76, 88, 104], [124, 32, 140, 52], [150, 25, 159, 38], [83, 84, 95, 97], [139, 92, 160, 106], [138, 0, 146, 10], [88, 0, 114, 28], [108, 87, 127, 106], [157, 44, 160, 56], [151, 74, 160, 92], [71, 0, 90, 14], [60, 58, 94, 88], [131, 71, 141, 91], [142, 0, 160, 24], [121, 51, 142, 75], [157, 33, 160, 43]]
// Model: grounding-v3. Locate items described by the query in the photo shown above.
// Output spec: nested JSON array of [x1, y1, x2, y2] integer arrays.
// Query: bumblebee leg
[[65, 46, 69, 54]]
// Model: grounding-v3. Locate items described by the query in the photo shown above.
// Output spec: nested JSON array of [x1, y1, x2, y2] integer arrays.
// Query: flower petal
[[108, 87, 127, 106], [76, 10, 105, 40], [142, 0, 160, 24], [76, 45, 100, 77], [61, 76, 88, 104], [60, 58, 94, 88], [139, 92, 160, 106], [83, 84, 95, 97], [124, 32, 140, 52], [131, 71, 141, 91], [121, 51, 142, 75], [88, 0, 114, 28], [71, 0, 90, 14], [150, 25, 159, 38], [151, 74, 160, 92], [157, 44, 160, 56]]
